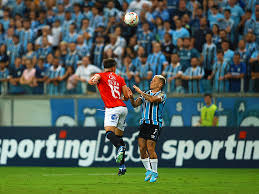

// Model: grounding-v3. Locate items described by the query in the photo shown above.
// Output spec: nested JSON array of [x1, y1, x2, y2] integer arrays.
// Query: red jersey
[[97, 72, 127, 108]]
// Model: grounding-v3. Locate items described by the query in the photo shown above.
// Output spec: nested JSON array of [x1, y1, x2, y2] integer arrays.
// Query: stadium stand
[[0, 0, 258, 95]]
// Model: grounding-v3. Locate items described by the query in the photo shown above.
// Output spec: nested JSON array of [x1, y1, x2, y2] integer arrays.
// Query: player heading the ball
[[88, 58, 130, 176]]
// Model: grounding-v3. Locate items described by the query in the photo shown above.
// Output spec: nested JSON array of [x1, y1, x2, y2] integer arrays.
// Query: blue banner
[[0, 127, 258, 167], [50, 97, 259, 127]]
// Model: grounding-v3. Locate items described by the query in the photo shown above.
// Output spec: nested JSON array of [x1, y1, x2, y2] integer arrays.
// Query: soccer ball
[[124, 12, 139, 26]]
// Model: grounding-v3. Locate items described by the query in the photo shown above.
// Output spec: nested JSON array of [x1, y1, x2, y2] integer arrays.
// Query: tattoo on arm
[[141, 92, 153, 102], [130, 97, 142, 108]]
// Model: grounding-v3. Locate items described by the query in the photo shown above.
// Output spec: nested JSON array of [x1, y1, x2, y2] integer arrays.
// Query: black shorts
[[138, 123, 161, 142]]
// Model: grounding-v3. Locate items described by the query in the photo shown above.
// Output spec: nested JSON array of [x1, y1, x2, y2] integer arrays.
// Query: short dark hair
[[204, 93, 212, 98], [234, 52, 241, 57], [224, 9, 231, 13], [103, 58, 117, 68], [217, 49, 224, 55]]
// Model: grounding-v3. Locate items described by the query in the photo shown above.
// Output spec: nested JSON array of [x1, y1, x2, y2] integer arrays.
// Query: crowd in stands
[[0, 0, 258, 95]]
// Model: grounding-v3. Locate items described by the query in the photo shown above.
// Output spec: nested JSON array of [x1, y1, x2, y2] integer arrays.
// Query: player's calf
[[105, 131, 122, 148]]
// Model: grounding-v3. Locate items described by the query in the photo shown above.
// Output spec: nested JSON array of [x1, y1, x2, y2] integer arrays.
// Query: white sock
[[150, 159, 158, 173], [141, 158, 151, 171]]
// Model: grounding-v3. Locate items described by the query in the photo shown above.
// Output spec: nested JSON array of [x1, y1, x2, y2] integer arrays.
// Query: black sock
[[106, 131, 121, 148], [117, 135, 125, 165]]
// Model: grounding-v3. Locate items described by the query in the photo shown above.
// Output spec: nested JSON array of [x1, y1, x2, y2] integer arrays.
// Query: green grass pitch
[[0, 167, 258, 194]]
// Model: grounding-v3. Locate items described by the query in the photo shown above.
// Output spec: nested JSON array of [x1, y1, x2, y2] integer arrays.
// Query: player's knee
[[139, 145, 147, 154], [105, 131, 114, 139], [147, 146, 155, 154]]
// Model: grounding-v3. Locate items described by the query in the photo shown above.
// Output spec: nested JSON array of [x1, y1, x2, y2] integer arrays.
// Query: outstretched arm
[[88, 74, 101, 85], [121, 85, 130, 101], [133, 85, 162, 103], [128, 87, 143, 108]]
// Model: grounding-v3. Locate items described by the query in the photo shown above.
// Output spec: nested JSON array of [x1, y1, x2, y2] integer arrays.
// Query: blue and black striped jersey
[[139, 90, 167, 127]]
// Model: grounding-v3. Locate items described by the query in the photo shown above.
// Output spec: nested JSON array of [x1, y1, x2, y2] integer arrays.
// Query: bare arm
[[231, 73, 244, 79], [133, 85, 162, 103], [128, 88, 143, 108], [88, 74, 101, 85], [121, 85, 129, 101], [213, 116, 218, 127]]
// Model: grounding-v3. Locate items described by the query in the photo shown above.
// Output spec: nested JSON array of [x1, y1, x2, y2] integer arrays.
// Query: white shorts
[[104, 106, 128, 131]]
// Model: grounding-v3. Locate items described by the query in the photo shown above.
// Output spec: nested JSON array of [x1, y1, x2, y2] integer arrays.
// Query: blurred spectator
[[219, 9, 235, 42], [178, 37, 200, 71], [209, 50, 230, 93], [9, 57, 25, 94], [135, 54, 152, 91], [25, 43, 37, 60], [236, 39, 249, 64], [0, 8, 10, 31], [225, 52, 246, 92], [63, 23, 78, 43], [114, 26, 127, 49], [117, 56, 136, 89], [190, 7, 203, 35], [201, 32, 217, 77], [0, 44, 9, 63], [21, 19, 35, 52], [35, 58, 48, 94], [75, 56, 101, 85], [147, 42, 168, 75], [80, 18, 94, 48], [36, 26, 53, 46], [161, 32, 175, 63], [137, 22, 155, 54], [91, 35, 105, 69], [104, 1, 120, 25], [65, 42, 79, 69], [62, 11, 73, 37], [52, 20, 62, 48], [0, 23, 5, 45], [72, 3, 84, 30], [125, 36, 138, 59], [163, 53, 182, 93], [46, 58, 65, 95], [163, 21, 174, 38], [76, 35, 90, 58], [254, 5, 259, 44], [127, 0, 152, 16], [243, 9, 255, 35], [226, 0, 244, 26], [38, 37, 53, 59], [250, 50, 259, 92], [181, 57, 204, 93], [208, 5, 224, 28], [172, 19, 190, 46], [172, 0, 191, 22], [90, 6, 103, 29], [186, 0, 200, 13], [212, 24, 221, 47], [221, 40, 234, 63], [245, 32, 257, 57], [104, 34, 123, 62], [174, 78, 185, 94], [153, 17, 164, 42], [19, 58, 37, 94], [0, 59, 9, 94], [8, 35, 23, 66], [59, 42, 68, 65], [167, 0, 179, 13], [193, 18, 211, 52], [152, 1, 170, 21]]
